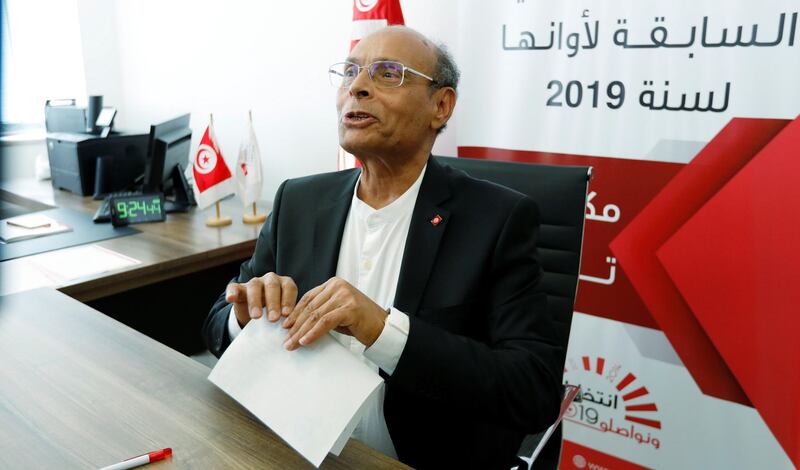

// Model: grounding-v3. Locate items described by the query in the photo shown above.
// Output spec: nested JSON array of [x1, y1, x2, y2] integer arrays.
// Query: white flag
[[236, 112, 264, 207]]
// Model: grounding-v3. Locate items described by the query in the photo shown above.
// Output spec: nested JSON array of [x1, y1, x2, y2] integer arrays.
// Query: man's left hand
[[282, 277, 388, 350]]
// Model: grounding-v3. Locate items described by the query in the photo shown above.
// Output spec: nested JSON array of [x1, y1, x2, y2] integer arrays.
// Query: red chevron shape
[[658, 116, 800, 466], [610, 118, 790, 406]]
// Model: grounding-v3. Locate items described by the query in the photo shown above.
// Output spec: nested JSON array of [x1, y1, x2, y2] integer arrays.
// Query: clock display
[[110, 193, 166, 226]]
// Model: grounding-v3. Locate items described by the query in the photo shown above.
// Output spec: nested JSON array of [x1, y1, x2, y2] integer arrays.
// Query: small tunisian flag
[[338, 0, 406, 170], [235, 112, 263, 207], [349, 0, 405, 50], [192, 119, 235, 209]]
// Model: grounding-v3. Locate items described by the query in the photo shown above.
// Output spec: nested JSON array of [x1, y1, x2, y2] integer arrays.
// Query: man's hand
[[282, 277, 388, 350], [226, 272, 298, 328]]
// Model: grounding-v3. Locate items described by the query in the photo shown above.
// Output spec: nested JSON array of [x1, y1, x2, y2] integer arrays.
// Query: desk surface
[[0, 178, 263, 301], [0, 288, 409, 469]]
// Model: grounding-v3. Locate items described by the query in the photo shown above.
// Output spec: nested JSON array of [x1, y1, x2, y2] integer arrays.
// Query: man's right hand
[[226, 272, 298, 328]]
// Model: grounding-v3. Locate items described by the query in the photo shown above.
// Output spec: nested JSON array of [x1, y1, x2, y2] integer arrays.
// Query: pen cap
[[148, 448, 172, 461]]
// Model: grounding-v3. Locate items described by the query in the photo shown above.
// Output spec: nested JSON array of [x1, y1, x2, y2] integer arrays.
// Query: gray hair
[[430, 42, 459, 134], [431, 42, 460, 92]]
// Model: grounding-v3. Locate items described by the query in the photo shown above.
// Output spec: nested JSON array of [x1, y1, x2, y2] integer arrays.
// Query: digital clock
[[110, 193, 167, 227]]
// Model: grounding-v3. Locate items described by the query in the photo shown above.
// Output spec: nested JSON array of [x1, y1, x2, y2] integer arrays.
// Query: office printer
[[46, 132, 149, 196], [45, 98, 148, 196]]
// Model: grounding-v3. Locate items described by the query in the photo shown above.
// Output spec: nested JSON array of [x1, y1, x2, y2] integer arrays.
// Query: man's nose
[[348, 66, 372, 98]]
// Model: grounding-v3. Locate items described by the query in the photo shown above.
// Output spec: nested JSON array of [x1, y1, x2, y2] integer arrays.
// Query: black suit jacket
[[203, 157, 563, 469]]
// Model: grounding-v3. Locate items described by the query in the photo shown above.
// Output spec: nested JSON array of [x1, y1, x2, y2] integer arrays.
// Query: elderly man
[[202, 26, 562, 469]]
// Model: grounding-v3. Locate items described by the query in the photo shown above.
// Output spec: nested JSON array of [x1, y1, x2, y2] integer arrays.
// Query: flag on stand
[[192, 119, 235, 209], [235, 112, 263, 207], [338, 0, 406, 170]]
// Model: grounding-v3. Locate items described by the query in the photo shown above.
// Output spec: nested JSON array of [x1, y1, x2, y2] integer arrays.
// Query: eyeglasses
[[328, 60, 435, 89]]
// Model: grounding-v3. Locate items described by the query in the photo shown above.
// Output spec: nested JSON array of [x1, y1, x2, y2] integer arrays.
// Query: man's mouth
[[343, 111, 378, 127]]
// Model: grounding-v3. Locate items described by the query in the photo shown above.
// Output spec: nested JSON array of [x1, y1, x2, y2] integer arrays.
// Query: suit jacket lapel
[[311, 170, 360, 288], [394, 157, 452, 315]]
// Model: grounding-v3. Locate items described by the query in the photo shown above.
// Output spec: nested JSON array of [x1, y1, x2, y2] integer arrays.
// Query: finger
[[225, 283, 245, 304], [306, 281, 336, 313], [284, 300, 315, 341], [286, 282, 335, 336], [286, 295, 338, 350], [283, 309, 316, 350], [283, 283, 323, 329], [280, 277, 298, 317], [299, 308, 348, 347], [263, 273, 282, 322], [245, 279, 265, 319], [227, 283, 250, 326]]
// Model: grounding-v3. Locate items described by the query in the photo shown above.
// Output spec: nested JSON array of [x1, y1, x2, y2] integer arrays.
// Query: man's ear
[[431, 87, 457, 132]]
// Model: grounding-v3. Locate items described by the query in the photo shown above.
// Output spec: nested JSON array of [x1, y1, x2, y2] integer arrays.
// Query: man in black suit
[[203, 26, 562, 469]]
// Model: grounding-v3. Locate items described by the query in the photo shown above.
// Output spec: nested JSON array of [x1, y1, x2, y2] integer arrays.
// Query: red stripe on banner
[[625, 416, 662, 429], [561, 439, 651, 469], [622, 386, 649, 401], [616, 373, 636, 391], [582, 356, 591, 371], [596, 357, 605, 375], [625, 403, 658, 412]]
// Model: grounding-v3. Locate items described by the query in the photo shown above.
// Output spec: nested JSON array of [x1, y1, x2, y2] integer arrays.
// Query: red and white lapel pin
[[430, 214, 443, 226]]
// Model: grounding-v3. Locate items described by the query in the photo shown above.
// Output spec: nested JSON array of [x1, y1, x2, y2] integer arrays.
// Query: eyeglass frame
[[328, 60, 436, 89]]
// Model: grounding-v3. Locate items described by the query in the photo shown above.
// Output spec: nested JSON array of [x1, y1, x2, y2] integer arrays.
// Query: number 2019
[[546, 80, 625, 109]]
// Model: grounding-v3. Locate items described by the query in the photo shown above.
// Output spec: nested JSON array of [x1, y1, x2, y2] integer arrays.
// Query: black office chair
[[434, 156, 591, 470]]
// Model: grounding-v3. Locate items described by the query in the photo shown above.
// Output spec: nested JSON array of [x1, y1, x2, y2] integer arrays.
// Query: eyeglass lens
[[332, 61, 404, 88]]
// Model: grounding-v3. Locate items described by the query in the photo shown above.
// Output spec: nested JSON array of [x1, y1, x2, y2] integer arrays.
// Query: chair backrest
[[434, 156, 591, 346], [434, 156, 591, 470]]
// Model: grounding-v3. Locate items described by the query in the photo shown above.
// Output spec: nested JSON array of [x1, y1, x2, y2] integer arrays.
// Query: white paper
[[0, 260, 53, 295], [208, 316, 384, 468], [0, 214, 71, 242], [0, 245, 141, 295], [330, 386, 381, 456], [28, 245, 140, 282]]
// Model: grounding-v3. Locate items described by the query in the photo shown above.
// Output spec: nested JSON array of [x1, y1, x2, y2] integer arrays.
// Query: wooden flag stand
[[243, 202, 266, 224], [207, 200, 232, 227]]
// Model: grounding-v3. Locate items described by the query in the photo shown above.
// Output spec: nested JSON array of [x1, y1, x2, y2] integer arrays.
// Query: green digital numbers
[[111, 194, 165, 226], [115, 201, 128, 219]]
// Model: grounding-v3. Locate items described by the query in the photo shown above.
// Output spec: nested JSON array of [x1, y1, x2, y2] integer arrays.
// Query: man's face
[[336, 29, 439, 160]]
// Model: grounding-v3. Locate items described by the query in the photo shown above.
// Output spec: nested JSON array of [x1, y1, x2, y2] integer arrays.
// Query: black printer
[[46, 131, 148, 196], [45, 98, 148, 196]]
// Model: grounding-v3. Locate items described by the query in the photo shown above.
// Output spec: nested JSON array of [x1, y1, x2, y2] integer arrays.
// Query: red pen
[[99, 448, 172, 470]]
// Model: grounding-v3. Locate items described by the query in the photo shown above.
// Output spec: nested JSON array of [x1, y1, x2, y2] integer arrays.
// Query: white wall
[[76, 0, 460, 200], [0, 140, 47, 180]]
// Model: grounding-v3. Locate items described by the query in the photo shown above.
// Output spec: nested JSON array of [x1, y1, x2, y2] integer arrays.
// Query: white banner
[[457, 1, 799, 468]]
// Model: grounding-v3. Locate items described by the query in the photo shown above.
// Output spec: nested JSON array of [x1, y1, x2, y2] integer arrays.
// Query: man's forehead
[[345, 55, 400, 64], [347, 29, 436, 69]]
